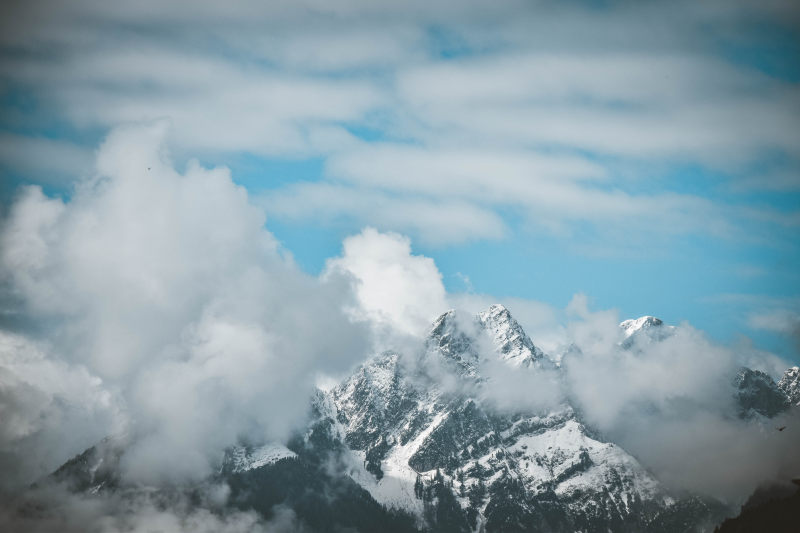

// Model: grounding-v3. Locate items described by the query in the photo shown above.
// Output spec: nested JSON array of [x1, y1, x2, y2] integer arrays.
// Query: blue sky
[[1, 0, 799, 360]]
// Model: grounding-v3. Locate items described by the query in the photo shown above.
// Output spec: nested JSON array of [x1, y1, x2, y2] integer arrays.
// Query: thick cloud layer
[[0, 122, 369, 489]]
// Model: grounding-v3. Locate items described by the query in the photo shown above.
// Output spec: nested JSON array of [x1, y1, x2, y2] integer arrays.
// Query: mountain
[[310, 307, 729, 532], [26, 306, 800, 532]]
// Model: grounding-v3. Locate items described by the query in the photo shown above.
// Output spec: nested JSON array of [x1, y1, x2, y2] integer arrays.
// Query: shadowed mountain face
[[22, 306, 799, 532]]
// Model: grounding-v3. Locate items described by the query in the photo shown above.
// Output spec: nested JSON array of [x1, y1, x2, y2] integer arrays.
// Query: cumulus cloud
[[0, 122, 369, 489], [324, 227, 448, 338]]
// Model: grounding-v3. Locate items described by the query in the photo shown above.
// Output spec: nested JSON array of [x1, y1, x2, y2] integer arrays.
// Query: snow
[[346, 407, 451, 522], [506, 420, 665, 503], [227, 442, 297, 473]]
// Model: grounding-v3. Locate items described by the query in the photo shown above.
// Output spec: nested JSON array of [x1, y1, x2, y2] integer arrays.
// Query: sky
[[0, 3, 799, 525], [1, 0, 799, 359]]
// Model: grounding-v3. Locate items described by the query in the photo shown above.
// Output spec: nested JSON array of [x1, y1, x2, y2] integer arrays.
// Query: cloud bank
[[0, 122, 370, 489], [2, 0, 799, 249]]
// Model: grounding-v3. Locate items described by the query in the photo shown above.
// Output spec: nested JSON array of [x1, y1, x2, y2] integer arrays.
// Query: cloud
[[748, 309, 800, 352], [2, 0, 799, 247], [0, 122, 370, 488], [0, 330, 122, 491], [0, 134, 93, 186], [324, 227, 448, 337], [261, 183, 507, 245], [448, 293, 564, 353]]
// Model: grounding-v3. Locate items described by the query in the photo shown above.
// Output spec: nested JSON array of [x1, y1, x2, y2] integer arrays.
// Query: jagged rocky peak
[[778, 366, 800, 406], [734, 367, 791, 419], [425, 305, 546, 374], [478, 304, 545, 367]]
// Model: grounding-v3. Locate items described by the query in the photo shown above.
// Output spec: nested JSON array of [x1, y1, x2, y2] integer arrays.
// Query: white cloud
[[748, 309, 800, 352], [262, 183, 507, 245], [0, 122, 370, 487], [2, 0, 799, 246], [324, 227, 447, 338], [0, 134, 93, 185], [0, 330, 122, 490]]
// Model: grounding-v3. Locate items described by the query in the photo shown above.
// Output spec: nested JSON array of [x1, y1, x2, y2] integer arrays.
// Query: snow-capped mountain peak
[[323, 306, 690, 531], [424, 305, 547, 375], [478, 304, 545, 368]]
